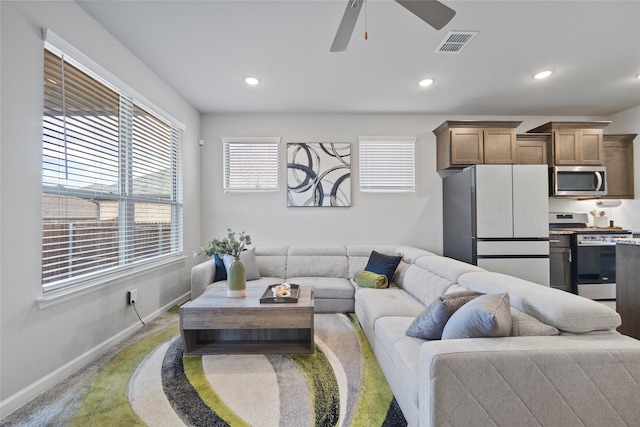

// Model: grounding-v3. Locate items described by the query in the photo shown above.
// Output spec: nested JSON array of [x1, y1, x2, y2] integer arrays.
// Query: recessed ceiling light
[[533, 70, 554, 80], [244, 77, 260, 86], [418, 78, 435, 87], [636, 74, 640, 79]]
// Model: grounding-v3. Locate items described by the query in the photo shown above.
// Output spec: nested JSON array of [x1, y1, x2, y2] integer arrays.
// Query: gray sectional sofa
[[190, 245, 640, 427]]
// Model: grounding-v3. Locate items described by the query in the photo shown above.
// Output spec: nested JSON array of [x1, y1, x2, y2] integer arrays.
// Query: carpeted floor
[[1, 309, 407, 427]]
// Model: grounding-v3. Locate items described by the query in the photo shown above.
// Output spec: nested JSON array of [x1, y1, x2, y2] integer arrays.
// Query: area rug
[[3, 311, 407, 427]]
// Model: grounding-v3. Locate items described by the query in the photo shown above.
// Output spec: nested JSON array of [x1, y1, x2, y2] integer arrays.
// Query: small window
[[358, 137, 416, 192], [222, 137, 280, 191]]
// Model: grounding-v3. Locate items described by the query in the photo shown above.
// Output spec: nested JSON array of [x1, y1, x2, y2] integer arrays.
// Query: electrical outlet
[[127, 289, 138, 305]]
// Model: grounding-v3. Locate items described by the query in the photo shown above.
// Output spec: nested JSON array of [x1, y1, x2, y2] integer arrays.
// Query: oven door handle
[[577, 241, 617, 246]]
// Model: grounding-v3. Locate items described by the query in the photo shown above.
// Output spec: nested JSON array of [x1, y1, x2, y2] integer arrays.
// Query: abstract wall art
[[286, 143, 351, 207]]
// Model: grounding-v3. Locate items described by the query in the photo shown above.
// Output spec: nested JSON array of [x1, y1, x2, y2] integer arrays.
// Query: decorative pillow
[[213, 254, 227, 282], [364, 250, 402, 286], [406, 290, 484, 340], [353, 270, 389, 289], [223, 248, 261, 281], [510, 308, 560, 336], [441, 293, 512, 340]]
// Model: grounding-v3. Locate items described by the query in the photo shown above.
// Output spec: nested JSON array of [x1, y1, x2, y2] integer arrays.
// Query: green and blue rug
[[6, 312, 406, 427]]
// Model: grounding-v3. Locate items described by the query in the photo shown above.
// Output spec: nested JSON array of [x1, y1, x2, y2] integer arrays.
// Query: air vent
[[435, 31, 478, 54]]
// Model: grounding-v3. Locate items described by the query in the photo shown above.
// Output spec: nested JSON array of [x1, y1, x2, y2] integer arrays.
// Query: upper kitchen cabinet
[[515, 133, 550, 165], [434, 121, 522, 172], [603, 134, 636, 199], [527, 121, 610, 166]]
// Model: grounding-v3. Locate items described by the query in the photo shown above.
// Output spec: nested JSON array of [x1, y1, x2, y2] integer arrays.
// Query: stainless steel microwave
[[550, 166, 607, 197]]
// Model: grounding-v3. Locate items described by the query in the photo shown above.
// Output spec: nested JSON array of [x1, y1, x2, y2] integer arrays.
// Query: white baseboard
[[0, 292, 191, 420]]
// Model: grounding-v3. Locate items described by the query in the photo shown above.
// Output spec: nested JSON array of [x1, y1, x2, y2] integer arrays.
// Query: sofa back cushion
[[286, 246, 348, 278], [399, 264, 456, 307], [416, 256, 486, 283], [458, 271, 621, 333], [255, 246, 288, 278]]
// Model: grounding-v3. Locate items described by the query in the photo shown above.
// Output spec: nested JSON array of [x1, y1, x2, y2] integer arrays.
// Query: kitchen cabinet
[[434, 121, 522, 171], [527, 121, 610, 166], [603, 134, 636, 199], [549, 234, 572, 292], [515, 134, 550, 165]]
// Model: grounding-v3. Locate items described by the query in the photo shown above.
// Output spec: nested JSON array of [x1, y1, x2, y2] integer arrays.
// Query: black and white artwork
[[287, 143, 351, 207]]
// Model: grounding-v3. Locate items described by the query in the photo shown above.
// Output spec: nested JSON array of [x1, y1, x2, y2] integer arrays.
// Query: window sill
[[36, 255, 187, 310]]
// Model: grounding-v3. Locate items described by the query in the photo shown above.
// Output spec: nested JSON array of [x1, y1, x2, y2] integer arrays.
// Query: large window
[[358, 137, 416, 192], [222, 137, 280, 192], [42, 44, 183, 292]]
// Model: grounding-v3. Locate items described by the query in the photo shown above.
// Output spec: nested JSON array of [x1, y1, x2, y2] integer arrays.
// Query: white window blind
[[358, 137, 416, 192], [42, 46, 183, 292], [222, 137, 280, 191]]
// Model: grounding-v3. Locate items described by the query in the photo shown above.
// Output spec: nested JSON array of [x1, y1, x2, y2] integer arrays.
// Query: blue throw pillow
[[213, 254, 227, 282], [364, 250, 402, 286]]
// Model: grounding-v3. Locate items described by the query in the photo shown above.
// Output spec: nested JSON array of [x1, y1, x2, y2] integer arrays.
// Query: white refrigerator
[[443, 164, 550, 286]]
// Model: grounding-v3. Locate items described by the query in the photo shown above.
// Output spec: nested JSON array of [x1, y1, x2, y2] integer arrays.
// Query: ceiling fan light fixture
[[418, 78, 435, 87], [533, 70, 554, 80], [244, 76, 260, 86]]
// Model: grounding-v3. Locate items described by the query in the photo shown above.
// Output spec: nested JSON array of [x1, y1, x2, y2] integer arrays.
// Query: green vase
[[227, 256, 246, 297]]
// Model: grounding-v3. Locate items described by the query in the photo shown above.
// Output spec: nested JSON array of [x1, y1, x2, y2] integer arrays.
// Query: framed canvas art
[[286, 143, 351, 207]]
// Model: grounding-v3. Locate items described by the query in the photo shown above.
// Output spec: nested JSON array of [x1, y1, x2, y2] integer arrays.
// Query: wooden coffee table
[[180, 285, 314, 355]]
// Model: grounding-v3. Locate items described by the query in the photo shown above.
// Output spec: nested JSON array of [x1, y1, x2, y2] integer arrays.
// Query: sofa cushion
[[458, 271, 621, 333], [406, 290, 484, 340], [355, 287, 426, 325], [287, 277, 354, 300], [415, 256, 486, 283], [374, 316, 423, 411], [401, 264, 456, 307], [364, 250, 402, 286], [255, 246, 288, 279], [353, 270, 389, 289], [441, 293, 512, 339], [286, 246, 348, 278], [394, 245, 437, 264]]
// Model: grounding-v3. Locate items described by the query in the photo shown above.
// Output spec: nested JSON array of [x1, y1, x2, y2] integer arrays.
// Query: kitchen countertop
[[549, 227, 630, 235]]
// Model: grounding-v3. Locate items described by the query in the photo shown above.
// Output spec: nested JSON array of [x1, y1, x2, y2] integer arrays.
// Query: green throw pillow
[[354, 270, 389, 289]]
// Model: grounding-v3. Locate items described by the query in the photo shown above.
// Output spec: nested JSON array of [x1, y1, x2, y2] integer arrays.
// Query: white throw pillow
[[223, 248, 261, 281], [441, 293, 512, 339]]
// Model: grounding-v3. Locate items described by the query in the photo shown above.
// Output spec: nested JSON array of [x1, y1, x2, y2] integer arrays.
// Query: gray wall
[[0, 1, 201, 415], [200, 112, 640, 251]]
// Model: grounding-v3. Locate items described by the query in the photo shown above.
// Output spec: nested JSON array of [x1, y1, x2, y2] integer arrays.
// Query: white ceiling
[[77, 0, 640, 116]]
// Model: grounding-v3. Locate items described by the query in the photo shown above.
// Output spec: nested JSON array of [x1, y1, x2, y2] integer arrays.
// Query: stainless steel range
[[549, 212, 632, 300]]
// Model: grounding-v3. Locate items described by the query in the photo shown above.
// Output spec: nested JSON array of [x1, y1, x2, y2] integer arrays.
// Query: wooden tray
[[260, 284, 300, 304]]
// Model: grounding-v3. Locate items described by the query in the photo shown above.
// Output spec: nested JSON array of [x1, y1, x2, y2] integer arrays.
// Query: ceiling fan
[[330, 0, 456, 52]]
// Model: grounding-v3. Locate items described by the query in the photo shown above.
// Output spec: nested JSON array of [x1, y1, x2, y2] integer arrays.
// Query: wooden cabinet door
[[579, 129, 604, 165], [554, 130, 580, 165], [450, 128, 483, 165], [515, 139, 549, 164], [484, 128, 516, 164], [603, 135, 635, 198]]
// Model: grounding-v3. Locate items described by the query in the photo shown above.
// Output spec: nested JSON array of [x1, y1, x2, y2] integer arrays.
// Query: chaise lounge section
[[190, 245, 640, 427]]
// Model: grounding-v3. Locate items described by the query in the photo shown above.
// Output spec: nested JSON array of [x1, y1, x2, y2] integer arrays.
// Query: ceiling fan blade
[[330, 0, 364, 52], [395, 0, 456, 30]]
